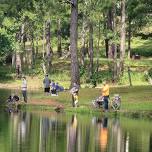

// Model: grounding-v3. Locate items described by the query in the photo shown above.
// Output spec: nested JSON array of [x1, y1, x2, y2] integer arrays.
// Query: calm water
[[0, 110, 152, 152]]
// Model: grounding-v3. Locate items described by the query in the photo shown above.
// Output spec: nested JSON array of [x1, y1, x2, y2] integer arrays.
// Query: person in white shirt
[[21, 76, 27, 102]]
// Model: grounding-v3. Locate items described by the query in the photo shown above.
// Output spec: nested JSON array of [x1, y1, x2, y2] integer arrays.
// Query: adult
[[43, 75, 51, 94], [102, 81, 110, 112], [21, 76, 27, 103]]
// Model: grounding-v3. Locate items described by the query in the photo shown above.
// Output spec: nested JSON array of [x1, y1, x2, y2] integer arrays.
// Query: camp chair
[[111, 94, 121, 110], [92, 96, 104, 108]]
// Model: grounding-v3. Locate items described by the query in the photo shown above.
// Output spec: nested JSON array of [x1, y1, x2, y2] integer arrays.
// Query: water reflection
[[67, 115, 78, 152], [96, 117, 108, 152], [0, 111, 152, 152]]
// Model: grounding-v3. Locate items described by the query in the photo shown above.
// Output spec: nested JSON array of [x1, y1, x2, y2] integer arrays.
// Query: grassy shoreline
[[6, 85, 149, 119]]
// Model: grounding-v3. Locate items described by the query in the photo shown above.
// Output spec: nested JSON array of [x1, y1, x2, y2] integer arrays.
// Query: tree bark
[[128, 19, 131, 59], [107, 8, 114, 58], [96, 20, 101, 74], [35, 36, 39, 57], [105, 39, 109, 58], [107, 6, 116, 59], [80, 15, 86, 66], [31, 34, 35, 68], [15, 23, 25, 77], [57, 18, 62, 57], [120, 0, 126, 73], [70, 0, 80, 85], [88, 21, 94, 78], [12, 52, 16, 67], [42, 23, 47, 75], [45, 19, 53, 73]]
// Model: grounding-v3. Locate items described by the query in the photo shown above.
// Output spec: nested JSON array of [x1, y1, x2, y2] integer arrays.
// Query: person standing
[[102, 81, 110, 112], [43, 75, 51, 94], [21, 76, 27, 103], [70, 83, 79, 107]]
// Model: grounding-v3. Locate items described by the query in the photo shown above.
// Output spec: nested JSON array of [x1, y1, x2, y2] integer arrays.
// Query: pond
[[0, 109, 152, 152]]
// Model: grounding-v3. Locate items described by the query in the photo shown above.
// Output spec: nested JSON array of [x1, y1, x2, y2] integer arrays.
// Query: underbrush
[[131, 37, 152, 57]]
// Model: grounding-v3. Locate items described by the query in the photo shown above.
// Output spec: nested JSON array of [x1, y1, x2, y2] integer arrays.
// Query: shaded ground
[[26, 98, 62, 107]]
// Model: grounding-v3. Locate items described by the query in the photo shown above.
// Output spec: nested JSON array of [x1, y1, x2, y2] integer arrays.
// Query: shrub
[[148, 68, 152, 78]]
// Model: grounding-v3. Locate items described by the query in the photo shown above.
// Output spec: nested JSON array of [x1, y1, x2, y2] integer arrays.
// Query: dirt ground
[[26, 98, 63, 107]]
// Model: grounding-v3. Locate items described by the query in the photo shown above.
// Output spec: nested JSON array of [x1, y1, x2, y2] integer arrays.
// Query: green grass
[[125, 59, 152, 67], [131, 37, 152, 57], [29, 85, 152, 112]]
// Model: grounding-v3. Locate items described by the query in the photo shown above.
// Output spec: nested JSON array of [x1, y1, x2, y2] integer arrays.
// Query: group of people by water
[[19, 74, 111, 112], [43, 74, 64, 96]]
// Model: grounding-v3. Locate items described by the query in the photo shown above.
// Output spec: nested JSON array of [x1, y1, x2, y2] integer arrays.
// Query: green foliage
[[0, 28, 12, 62], [131, 37, 152, 57], [131, 48, 152, 57], [0, 66, 15, 82], [148, 68, 152, 78], [119, 71, 148, 85]]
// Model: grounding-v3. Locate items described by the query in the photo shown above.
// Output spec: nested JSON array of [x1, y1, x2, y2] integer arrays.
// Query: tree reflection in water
[[95, 117, 108, 152], [67, 115, 78, 152], [1, 111, 152, 152]]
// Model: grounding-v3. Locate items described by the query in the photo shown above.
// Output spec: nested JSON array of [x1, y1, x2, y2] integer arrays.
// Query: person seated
[[7, 95, 19, 102], [5, 95, 19, 113], [92, 96, 104, 108], [50, 81, 57, 95], [13, 95, 20, 102], [55, 82, 64, 92]]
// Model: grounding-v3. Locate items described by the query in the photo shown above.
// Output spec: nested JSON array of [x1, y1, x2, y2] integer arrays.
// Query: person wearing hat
[[21, 76, 27, 102], [102, 81, 110, 112]]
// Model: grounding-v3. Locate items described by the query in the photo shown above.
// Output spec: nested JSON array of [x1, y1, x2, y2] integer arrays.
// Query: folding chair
[[111, 94, 121, 110]]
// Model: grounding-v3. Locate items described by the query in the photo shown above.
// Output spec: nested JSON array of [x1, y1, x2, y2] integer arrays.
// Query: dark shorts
[[44, 88, 50, 93]]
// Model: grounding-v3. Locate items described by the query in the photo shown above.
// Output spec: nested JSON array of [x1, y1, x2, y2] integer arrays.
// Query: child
[[70, 83, 79, 107], [73, 92, 79, 107]]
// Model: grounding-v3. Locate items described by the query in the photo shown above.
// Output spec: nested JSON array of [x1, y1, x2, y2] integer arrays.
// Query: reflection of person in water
[[67, 115, 78, 152], [97, 117, 108, 152]]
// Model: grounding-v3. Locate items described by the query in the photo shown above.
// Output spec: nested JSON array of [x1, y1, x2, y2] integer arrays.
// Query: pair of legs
[[72, 92, 78, 107], [22, 90, 27, 103], [103, 96, 109, 111], [44, 87, 50, 95]]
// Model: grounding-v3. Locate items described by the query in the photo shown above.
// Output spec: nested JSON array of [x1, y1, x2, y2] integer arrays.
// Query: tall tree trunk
[[103, 13, 109, 58], [107, 8, 114, 59], [12, 52, 16, 67], [15, 23, 24, 77], [128, 19, 131, 59], [107, 6, 116, 59], [42, 23, 47, 74], [35, 36, 39, 57], [80, 15, 86, 66], [110, 3, 118, 82], [105, 39, 109, 58], [31, 34, 35, 68], [88, 21, 94, 78], [96, 20, 101, 74], [120, 0, 126, 73], [57, 18, 62, 57], [43, 23, 45, 59], [45, 19, 53, 73], [70, 0, 80, 85], [16, 53, 22, 78]]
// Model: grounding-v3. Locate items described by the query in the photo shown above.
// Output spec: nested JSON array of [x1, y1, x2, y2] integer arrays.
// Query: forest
[[0, 0, 152, 88]]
